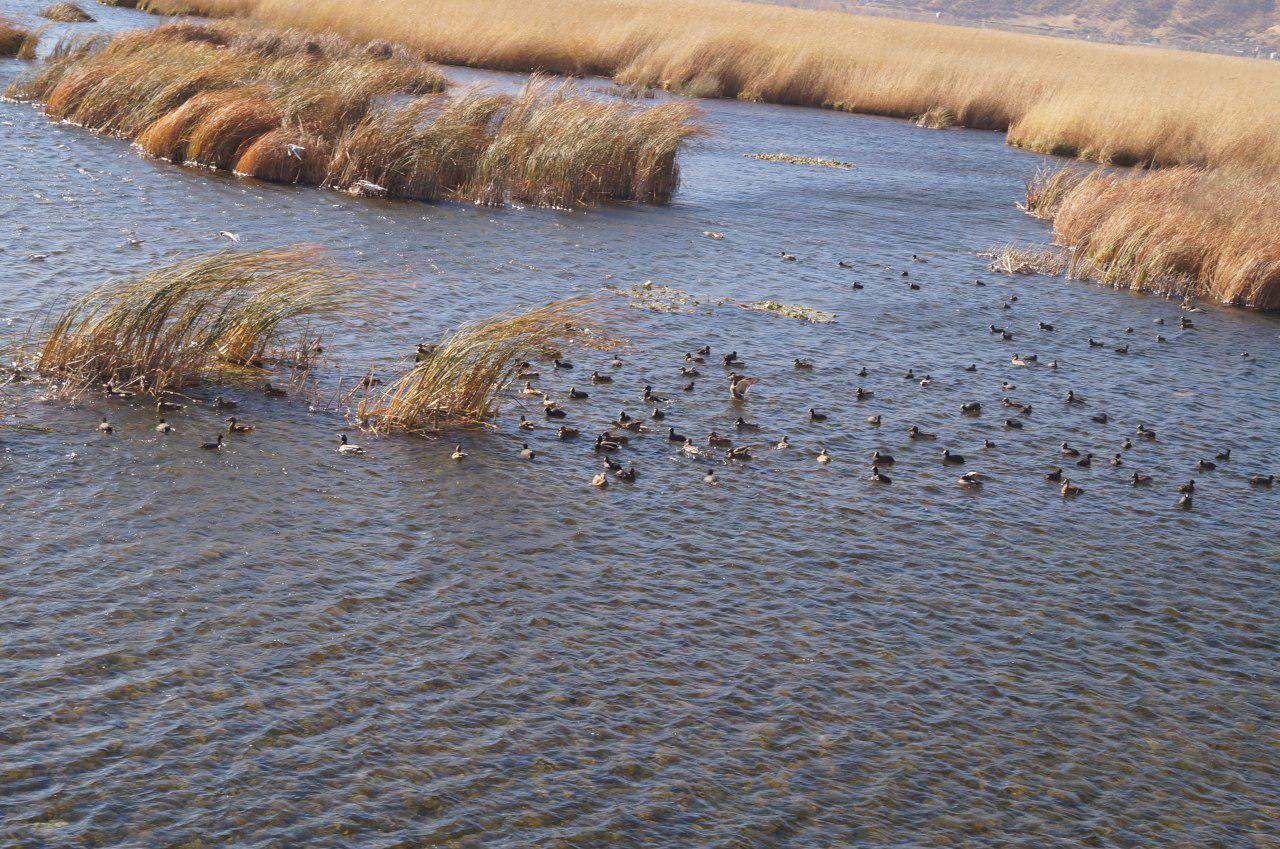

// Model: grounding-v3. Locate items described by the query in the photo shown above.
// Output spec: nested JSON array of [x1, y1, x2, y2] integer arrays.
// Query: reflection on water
[[1, 2, 1278, 846]]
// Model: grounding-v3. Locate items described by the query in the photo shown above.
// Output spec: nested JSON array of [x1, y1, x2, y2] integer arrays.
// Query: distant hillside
[[764, 0, 1280, 55]]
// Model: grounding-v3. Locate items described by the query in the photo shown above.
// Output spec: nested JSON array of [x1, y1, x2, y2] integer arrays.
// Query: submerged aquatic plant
[[37, 247, 367, 396], [357, 299, 614, 433]]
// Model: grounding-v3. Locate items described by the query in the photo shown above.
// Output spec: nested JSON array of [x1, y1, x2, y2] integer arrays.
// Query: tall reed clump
[[1024, 165, 1280, 309], [0, 18, 34, 57], [38, 247, 367, 395], [357, 299, 611, 433], [8, 22, 701, 206], [40, 3, 96, 23]]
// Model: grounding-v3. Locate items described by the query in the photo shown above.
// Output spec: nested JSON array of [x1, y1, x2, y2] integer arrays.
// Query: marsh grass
[[0, 18, 33, 57], [40, 3, 95, 22], [914, 106, 956, 130], [356, 298, 614, 433], [982, 244, 1068, 277], [37, 247, 368, 397], [9, 22, 700, 207]]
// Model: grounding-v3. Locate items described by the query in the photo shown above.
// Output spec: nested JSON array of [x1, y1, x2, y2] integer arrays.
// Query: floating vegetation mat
[[748, 153, 855, 169], [737, 300, 836, 323], [612, 282, 834, 323], [6, 21, 704, 208], [981, 245, 1068, 276], [40, 3, 96, 22]]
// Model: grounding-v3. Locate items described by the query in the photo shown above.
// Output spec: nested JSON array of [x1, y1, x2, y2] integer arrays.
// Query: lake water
[[1, 3, 1278, 846]]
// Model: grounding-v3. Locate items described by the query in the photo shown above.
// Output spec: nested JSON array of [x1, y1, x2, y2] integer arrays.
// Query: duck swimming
[[734, 417, 760, 431], [590, 371, 611, 384], [1196, 459, 1216, 472], [554, 359, 574, 370], [1178, 479, 1195, 494], [908, 426, 936, 440], [225, 417, 253, 434], [866, 415, 882, 426], [213, 396, 237, 409], [155, 419, 175, 434], [1061, 479, 1083, 498], [202, 434, 225, 451], [808, 408, 827, 422], [775, 436, 790, 450], [451, 444, 468, 460], [97, 416, 114, 434], [725, 446, 752, 462], [156, 399, 185, 413], [521, 381, 543, 397], [869, 465, 891, 483], [1249, 474, 1274, 486], [616, 463, 637, 481], [1177, 493, 1193, 510], [1131, 471, 1152, 485], [592, 472, 609, 488], [557, 425, 579, 440], [518, 415, 536, 431], [1004, 419, 1024, 430], [1076, 453, 1093, 468], [595, 435, 621, 453], [1060, 443, 1080, 457], [793, 358, 814, 370], [667, 426, 686, 442], [729, 374, 758, 400], [855, 387, 873, 401], [957, 471, 984, 489], [1044, 467, 1063, 482], [519, 443, 536, 460], [544, 405, 567, 419], [816, 447, 831, 465], [1065, 390, 1084, 405], [681, 438, 701, 457], [707, 432, 732, 447], [568, 387, 589, 399], [942, 449, 965, 465], [870, 451, 894, 465], [336, 434, 363, 455], [960, 401, 981, 415]]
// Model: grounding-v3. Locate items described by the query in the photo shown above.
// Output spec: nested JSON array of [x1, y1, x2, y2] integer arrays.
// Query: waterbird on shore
[[155, 419, 174, 434], [1061, 479, 1083, 497], [350, 180, 387, 197], [816, 447, 831, 465], [336, 434, 363, 454], [451, 444, 467, 460], [97, 416, 113, 433], [908, 426, 936, 440], [225, 417, 253, 434]]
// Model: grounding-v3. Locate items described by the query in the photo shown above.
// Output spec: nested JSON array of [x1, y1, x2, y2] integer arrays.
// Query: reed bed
[[0, 18, 34, 57], [1028, 165, 1280, 309], [8, 22, 701, 206], [40, 3, 95, 23], [357, 299, 610, 433], [37, 247, 366, 396]]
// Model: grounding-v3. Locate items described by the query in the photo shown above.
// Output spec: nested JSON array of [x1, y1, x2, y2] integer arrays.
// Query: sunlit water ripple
[[0, 3, 1277, 846]]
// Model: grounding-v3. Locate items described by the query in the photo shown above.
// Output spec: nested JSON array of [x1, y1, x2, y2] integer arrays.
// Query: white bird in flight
[[217, 231, 240, 242], [286, 144, 306, 161]]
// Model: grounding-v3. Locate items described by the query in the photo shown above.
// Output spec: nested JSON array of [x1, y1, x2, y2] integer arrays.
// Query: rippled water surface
[[2, 4, 1278, 847]]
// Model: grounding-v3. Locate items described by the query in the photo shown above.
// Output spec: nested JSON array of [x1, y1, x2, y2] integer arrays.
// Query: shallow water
[[2, 4, 1278, 847]]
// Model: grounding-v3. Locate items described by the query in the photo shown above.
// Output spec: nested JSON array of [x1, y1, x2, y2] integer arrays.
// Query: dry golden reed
[[357, 298, 611, 433], [134, 0, 1280, 172], [1031, 166, 1280, 309], [40, 3, 95, 22], [0, 18, 33, 57], [38, 247, 367, 396], [7, 21, 701, 206]]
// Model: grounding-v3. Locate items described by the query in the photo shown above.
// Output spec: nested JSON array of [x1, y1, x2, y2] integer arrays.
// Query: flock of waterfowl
[[18, 258, 1274, 508]]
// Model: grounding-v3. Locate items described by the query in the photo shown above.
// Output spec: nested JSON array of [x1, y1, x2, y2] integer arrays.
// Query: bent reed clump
[[38, 247, 367, 397], [1021, 166, 1280, 309], [40, 3, 96, 23], [357, 299, 614, 433], [0, 18, 36, 58], [7, 21, 703, 207]]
